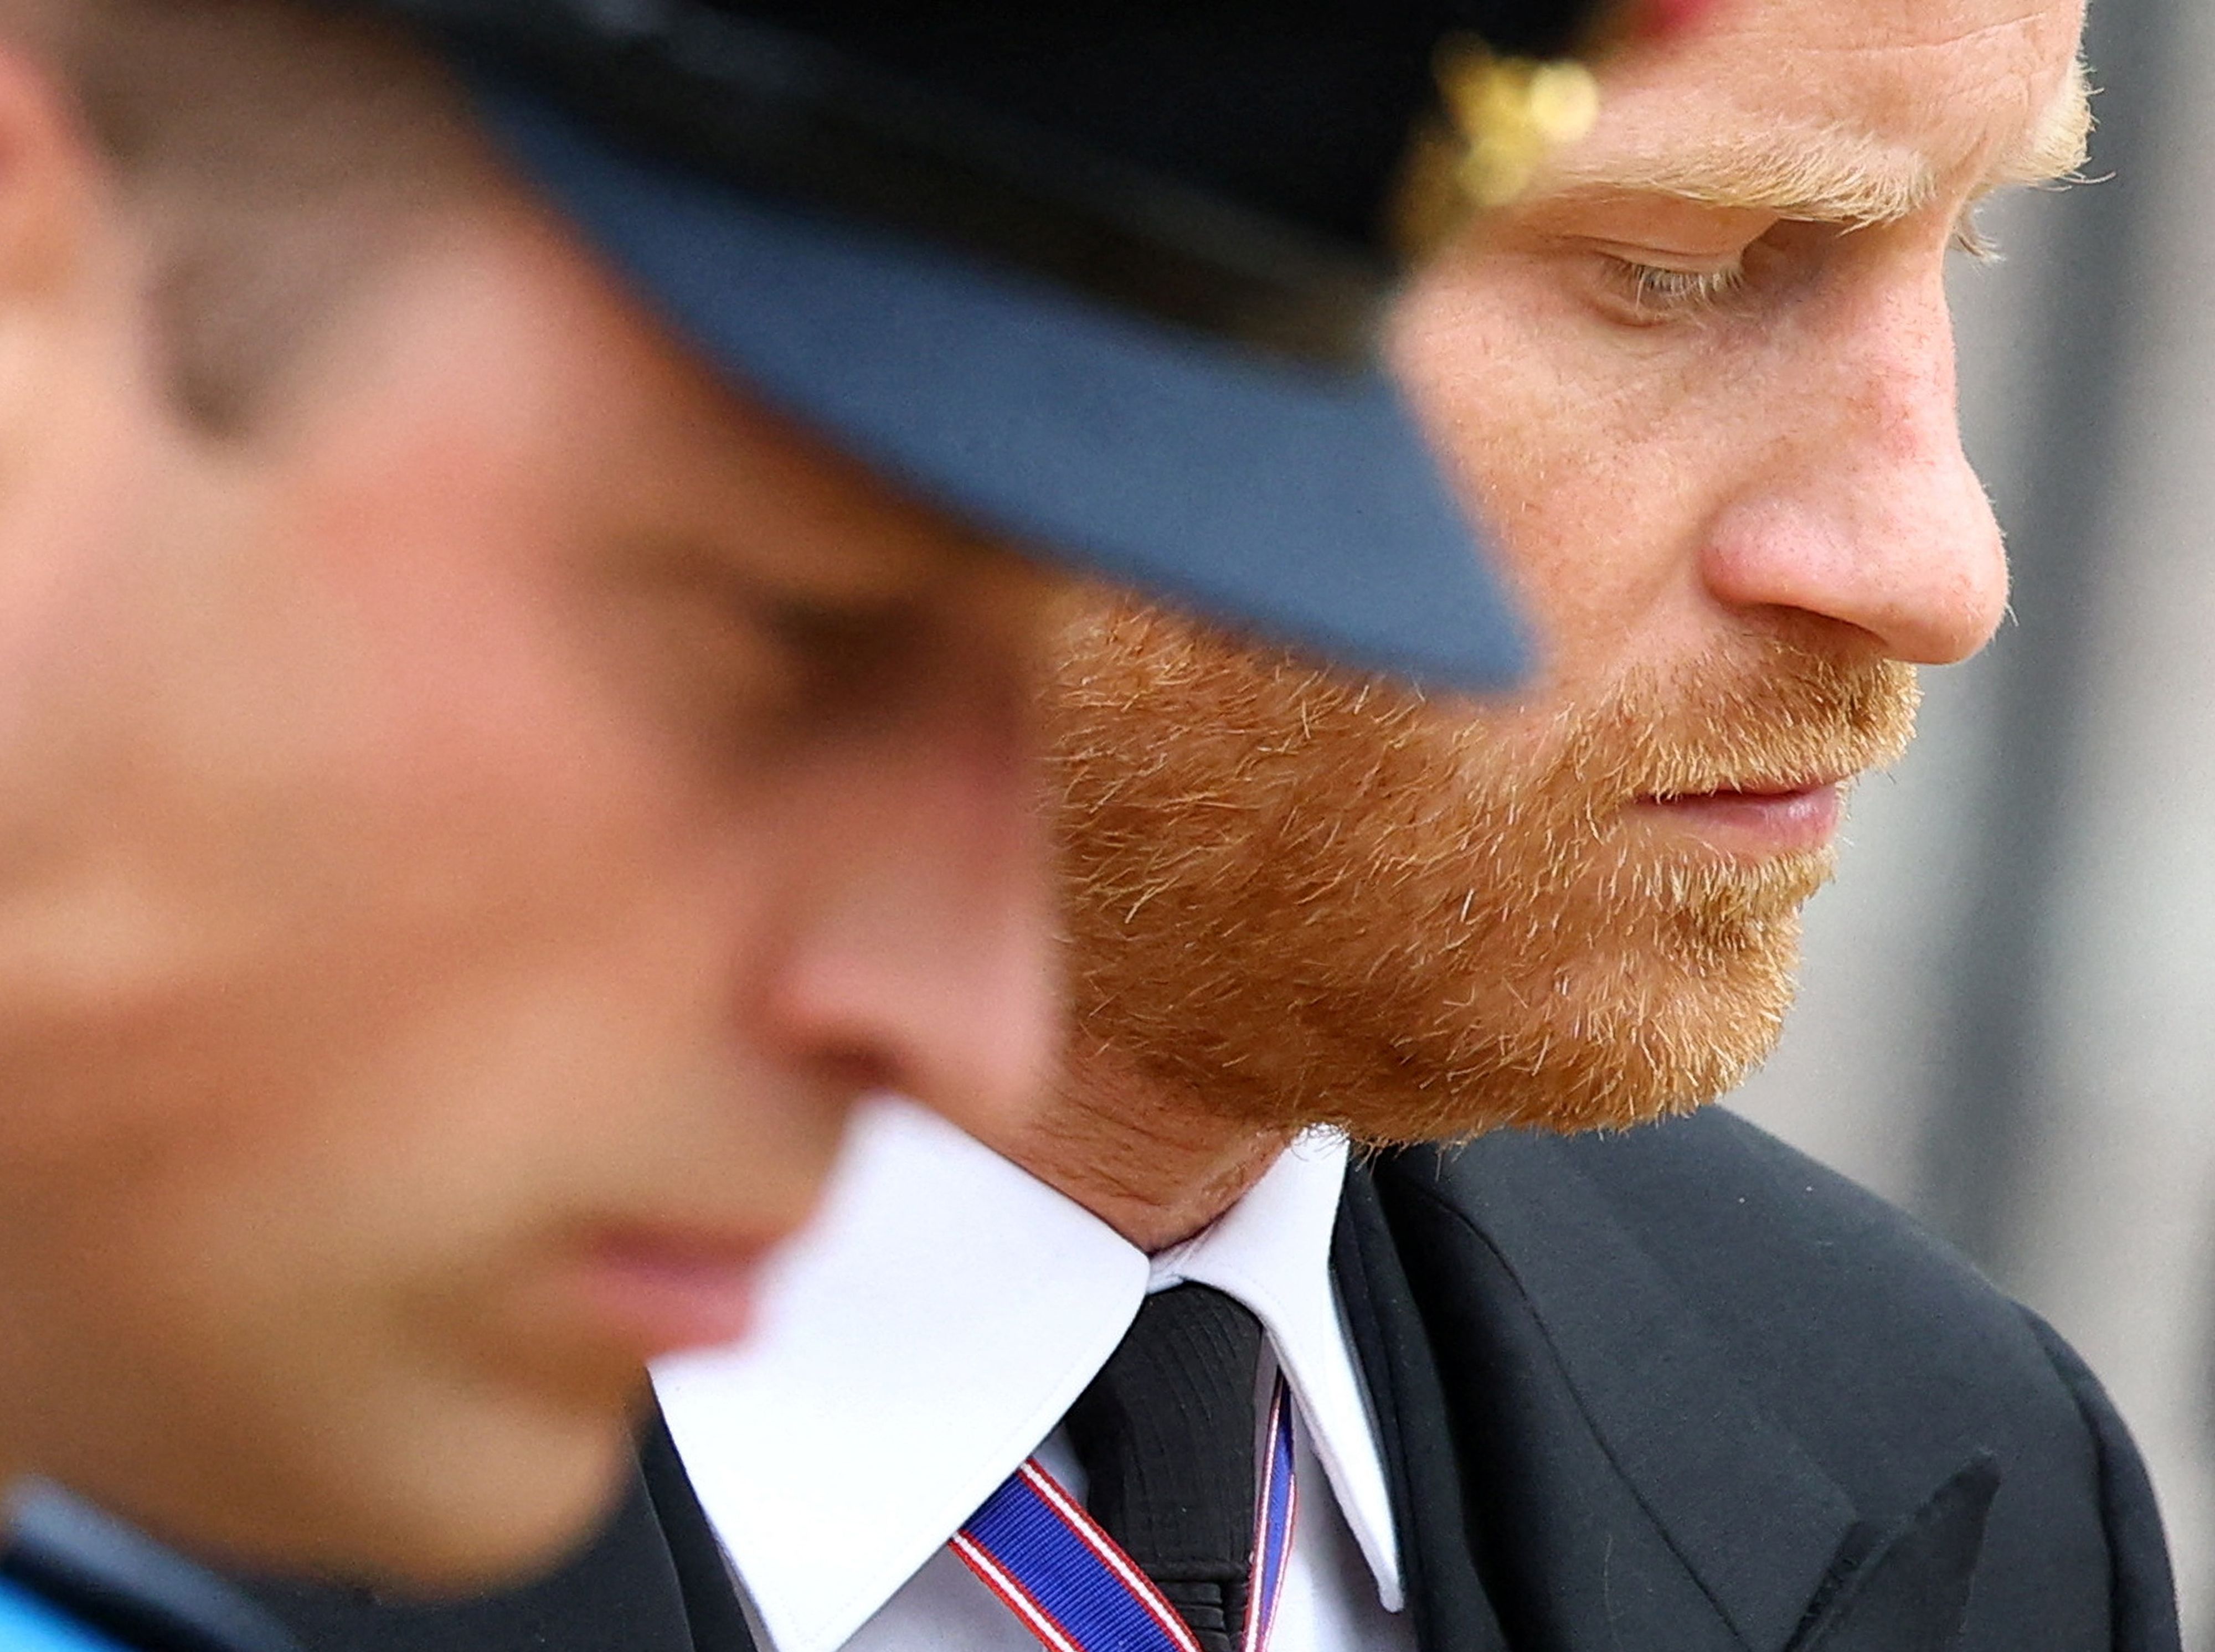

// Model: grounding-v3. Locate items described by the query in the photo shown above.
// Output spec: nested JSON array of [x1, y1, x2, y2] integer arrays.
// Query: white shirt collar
[[652, 1096, 1403, 1652]]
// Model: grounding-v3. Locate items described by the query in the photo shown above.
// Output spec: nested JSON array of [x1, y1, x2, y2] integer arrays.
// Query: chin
[[330, 1410, 640, 1597], [1403, 957, 1800, 1144], [1252, 918, 1806, 1149], [121, 1387, 648, 1598], [1323, 1021, 1787, 1149]]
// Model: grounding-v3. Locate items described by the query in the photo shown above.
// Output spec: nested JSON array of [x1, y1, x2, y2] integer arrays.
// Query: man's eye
[[612, 548, 938, 756], [761, 596, 930, 717], [1598, 256, 1749, 320]]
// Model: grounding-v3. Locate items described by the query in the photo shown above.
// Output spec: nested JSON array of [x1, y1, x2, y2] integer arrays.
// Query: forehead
[[1570, 0, 2087, 199]]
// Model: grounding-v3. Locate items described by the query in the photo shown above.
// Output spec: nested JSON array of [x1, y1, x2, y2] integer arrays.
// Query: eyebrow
[[1988, 59, 2094, 191], [1539, 60, 2094, 230]]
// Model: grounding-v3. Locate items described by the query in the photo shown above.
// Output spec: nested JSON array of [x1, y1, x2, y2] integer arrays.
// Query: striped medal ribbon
[[952, 1375, 1300, 1652]]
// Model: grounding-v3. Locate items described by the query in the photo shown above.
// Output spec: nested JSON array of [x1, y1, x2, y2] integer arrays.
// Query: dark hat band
[[338, 0, 1398, 367]]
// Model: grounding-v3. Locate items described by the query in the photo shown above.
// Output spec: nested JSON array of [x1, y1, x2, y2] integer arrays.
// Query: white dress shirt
[[652, 1096, 1419, 1652]]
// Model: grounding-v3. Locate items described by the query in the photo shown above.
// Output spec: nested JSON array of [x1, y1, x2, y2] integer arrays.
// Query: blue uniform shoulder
[[0, 1578, 129, 1652], [4, 1490, 296, 1652]]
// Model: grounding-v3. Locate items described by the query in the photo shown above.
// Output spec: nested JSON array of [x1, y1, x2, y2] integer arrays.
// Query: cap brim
[[472, 79, 1530, 693]]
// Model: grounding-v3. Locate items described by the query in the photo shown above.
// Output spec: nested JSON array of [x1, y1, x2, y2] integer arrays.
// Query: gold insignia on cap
[[1441, 45, 1602, 208], [1391, 39, 1602, 258]]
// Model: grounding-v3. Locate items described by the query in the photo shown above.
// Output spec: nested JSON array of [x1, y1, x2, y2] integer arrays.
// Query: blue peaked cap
[[353, 0, 1579, 690]]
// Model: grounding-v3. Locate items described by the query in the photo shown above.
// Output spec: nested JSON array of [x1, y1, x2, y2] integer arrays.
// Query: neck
[[986, 1040, 1292, 1252]]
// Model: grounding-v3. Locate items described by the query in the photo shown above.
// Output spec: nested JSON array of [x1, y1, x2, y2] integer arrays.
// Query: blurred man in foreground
[[0, 1, 1649, 1648], [331, 2, 2173, 1651]]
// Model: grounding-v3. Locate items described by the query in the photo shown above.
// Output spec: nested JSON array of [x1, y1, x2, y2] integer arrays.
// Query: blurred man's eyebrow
[[1541, 63, 2094, 229]]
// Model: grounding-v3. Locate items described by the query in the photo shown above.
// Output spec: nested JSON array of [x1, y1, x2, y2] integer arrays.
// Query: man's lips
[[562, 1225, 782, 1357], [1631, 778, 1848, 853]]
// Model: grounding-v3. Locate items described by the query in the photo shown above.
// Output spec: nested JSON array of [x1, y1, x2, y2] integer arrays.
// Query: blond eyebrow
[[1985, 59, 2093, 190], [1539, 120, 1938, 228], [1958, 62, 2094, 260], [1536, 61, 2096, 231]]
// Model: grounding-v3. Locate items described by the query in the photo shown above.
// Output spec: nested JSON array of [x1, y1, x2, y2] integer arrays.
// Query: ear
[[0, 34, 168, 686], [0, 33, 162, 544], [0, 36, 110, 314]]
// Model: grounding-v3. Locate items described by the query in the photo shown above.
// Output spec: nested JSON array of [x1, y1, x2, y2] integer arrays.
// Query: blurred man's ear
[[0, 39, 121, 401]]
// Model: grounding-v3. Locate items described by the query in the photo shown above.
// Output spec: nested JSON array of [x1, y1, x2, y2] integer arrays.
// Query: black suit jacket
[[236, 1107, 2180, 1652]]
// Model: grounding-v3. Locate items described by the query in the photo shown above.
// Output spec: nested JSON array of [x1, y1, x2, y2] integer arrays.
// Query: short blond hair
[[10, 0, 491, 430]]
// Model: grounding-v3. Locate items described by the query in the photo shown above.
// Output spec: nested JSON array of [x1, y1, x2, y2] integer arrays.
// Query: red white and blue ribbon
[[1242, 1379, 1296, 1652], [952, 1376, 1300, 1652]]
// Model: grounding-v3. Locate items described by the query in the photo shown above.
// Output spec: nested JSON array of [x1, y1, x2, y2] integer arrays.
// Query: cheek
[[2, 827, 800, 1429], [1393, 267, 1730, 683], [280, 412, 761, 921], [0, 486, 787, 1236]]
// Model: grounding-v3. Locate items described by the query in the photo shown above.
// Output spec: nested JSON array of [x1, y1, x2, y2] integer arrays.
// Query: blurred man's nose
[[755, 618, 1062, 1138], [1700, 267, 2010, 664]]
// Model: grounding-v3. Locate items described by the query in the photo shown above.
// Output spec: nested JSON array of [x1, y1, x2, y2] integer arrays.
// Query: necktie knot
[[1063, 1285, 1267, 1652]]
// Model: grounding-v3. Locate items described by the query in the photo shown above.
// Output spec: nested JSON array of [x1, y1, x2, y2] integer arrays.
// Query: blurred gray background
[[1723, 0, 2215, 1636]]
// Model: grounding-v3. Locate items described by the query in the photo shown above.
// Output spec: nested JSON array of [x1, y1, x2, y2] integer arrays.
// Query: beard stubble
[[1048, 598, 1919, 1147]]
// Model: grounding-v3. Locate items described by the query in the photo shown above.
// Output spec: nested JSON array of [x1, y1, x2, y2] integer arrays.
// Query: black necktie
[[1063, 1284, 1268, 1652]]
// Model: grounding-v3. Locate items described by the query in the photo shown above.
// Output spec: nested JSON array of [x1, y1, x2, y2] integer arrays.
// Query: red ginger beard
[[1047, 597, 1920, 1146]]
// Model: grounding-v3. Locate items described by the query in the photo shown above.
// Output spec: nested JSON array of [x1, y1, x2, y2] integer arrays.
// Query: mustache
[[1497, 639, 1922, 807], [1046, 599, 1922, 872]]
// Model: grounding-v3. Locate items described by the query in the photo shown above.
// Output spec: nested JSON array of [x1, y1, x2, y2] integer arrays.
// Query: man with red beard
[[231, 3, 2177, 1652], [1005, 9, 2173, 1648]]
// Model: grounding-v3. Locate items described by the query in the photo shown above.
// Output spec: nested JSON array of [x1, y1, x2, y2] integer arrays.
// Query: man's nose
[[755, 654, 1061, 1138], [1699, 269, 2009, 665]]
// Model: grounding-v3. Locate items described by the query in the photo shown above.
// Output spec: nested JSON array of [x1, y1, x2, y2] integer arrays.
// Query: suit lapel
[[1343, 1140, 1992, 1652], [640, 1409, 759, 1652], [1789, 1455, 1997, 1652], [1334, 1171, 1511, 1652]]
